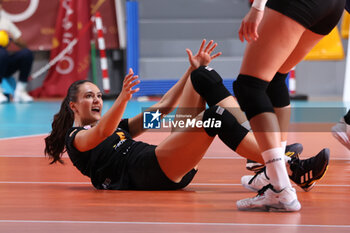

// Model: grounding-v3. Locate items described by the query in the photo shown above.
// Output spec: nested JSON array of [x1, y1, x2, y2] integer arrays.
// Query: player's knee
[[266, 72, 290, 108], [191, 66, 231, 106], [202, 106, 224, 136], [202, 106, 249, 150], [233, 74, 274, 120]]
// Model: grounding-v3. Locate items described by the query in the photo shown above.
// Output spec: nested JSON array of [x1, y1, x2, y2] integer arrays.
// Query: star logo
[[150, 109, 162, 122], [143, 109, 162, 129]]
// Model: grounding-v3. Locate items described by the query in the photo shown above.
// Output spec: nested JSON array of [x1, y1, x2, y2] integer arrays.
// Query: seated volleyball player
[[45, 40, 328, 210], [232, 0, 344, 211]]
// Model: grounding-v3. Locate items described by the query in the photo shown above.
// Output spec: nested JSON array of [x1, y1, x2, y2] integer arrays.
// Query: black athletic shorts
[[126, 144, 197, 190], [266, 0, 346, 35]]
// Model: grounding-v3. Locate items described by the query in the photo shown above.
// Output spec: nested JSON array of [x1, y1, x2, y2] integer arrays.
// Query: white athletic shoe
[[13, 82, 33, 103], [332, 118, 350, 150], [0, 91, 8, 103], [13, 90, 33, 103], [241, 170, 269, 192], [236, 184, 301, 212]]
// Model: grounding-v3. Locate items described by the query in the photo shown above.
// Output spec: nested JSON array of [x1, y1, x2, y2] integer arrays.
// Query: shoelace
[[248, 167, 270, 185], [257, 184, 274, 196]]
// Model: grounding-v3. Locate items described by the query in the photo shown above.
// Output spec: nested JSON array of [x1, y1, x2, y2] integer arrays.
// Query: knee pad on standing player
[[232, 74, 274, 120], [191, 66, 231, 107], [202, 106, 249, 151], [266, 72, 290, 108]]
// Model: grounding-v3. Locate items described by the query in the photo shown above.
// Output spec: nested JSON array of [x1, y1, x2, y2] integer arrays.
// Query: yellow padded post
[[305, 27, 344, 60]]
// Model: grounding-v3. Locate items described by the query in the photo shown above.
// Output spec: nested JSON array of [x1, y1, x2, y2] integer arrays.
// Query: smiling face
[[70, 82, 103, 127]]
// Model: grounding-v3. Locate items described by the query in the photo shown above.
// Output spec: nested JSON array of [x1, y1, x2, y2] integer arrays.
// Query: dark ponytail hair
[[45, 80, 92, 164]]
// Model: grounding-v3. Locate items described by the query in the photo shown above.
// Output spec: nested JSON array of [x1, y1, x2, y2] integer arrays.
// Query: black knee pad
[[266, 72, 290, 108], [202, 106, 249, 151], [232, 74, 274, 120], [191, 66, 231, 107]]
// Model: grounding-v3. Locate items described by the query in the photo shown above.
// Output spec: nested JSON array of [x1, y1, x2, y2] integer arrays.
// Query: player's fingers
[[208, 43, 217, 54], [204, 40, 213, 53], [239, 22, 245, 42], [211, 52, 222, 59], [130, 88, 140, 94], [197, 39, 206, 55]]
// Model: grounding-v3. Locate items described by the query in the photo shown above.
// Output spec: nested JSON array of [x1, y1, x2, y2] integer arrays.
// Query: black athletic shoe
[[246, 143, 304, 172], [285, 143, 303, 159], [288, 148, 330, 192]]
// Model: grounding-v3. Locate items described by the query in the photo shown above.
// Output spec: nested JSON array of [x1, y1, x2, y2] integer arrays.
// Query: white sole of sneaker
[[237, 199, 301, 212]]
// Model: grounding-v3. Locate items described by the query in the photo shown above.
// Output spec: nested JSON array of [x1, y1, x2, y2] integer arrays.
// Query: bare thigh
[[278, 29, 325, 73], [240, 8, 307, 82]]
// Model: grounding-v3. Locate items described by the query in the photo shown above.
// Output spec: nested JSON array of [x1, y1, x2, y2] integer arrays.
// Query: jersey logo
[[205, 66, 213, 71], [116, 132, 126, 141], [113, 132, 127, 150]]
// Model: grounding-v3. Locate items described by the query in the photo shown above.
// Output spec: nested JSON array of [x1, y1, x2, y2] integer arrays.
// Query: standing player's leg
[[274, 29, 324, 148], [233, 0, 344, 209], [233, 8, 307, 211]]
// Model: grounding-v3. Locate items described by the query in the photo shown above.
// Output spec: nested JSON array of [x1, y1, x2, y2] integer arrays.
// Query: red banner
[[2, 0, 119, 50], [31, 0, 91, 97]]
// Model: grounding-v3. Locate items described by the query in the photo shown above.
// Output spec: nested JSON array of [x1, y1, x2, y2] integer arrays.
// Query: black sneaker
[[285, 143, 303, 159], [288, 148, 330, 192], [246, 143, 304, 172]]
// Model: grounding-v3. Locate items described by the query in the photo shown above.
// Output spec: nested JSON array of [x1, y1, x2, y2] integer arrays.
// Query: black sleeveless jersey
[[65, 119, 140, 189]]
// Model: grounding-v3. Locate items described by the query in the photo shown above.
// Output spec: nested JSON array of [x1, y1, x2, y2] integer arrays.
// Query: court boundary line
[[0, 220, 349, 228], [0, 155, 349, 161], [0, 181, 349, 188]]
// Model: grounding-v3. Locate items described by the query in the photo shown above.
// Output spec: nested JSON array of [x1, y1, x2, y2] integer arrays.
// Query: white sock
[[281, 140, 291, 162], [262, 147, 292, 191], [281, 141, 287, 152]]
